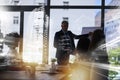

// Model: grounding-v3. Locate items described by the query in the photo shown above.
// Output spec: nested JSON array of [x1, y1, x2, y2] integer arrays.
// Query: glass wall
[[104, 8, 120, 79], [0, 0, 44, 5], [49, 9, 101, 63], [105, 0, 119, 6], [0, 0, 120, 79], [0, 12, 20, 53], [23, 11, 44, 64], [51, 0, 101, 5], [0, 11, 20, 65]]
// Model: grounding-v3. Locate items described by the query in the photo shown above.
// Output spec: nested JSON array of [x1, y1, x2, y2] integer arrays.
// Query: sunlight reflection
[[23, 51, 42, 64]]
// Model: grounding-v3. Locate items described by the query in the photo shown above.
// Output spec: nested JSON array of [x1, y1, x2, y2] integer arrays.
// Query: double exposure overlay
[[0, 0, 120, 80]]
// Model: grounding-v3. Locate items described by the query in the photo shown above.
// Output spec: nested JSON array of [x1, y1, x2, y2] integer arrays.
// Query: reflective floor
[[0, 71, 66, 80]]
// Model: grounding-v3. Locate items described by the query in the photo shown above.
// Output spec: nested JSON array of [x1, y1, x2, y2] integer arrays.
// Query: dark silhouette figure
[[54, 21, 89, 65], [76, 36, 90, 60], [89, 29, 109, 80]]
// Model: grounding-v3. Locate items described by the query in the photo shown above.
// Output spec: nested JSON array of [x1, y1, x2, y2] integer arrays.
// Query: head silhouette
[[61, 21, 69, 32]]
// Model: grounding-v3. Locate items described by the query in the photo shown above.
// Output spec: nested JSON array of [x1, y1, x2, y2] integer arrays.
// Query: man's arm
[[69, 31, 89, 39], [76, 34, 89, 39]]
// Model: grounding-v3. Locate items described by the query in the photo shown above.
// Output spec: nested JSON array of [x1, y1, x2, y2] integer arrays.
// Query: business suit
[[54, 30, 89, 65]]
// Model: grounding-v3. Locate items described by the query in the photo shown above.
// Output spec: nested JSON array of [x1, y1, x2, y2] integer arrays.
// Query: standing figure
[[76, 36, 90, 61], [54, 21, 89, 65]]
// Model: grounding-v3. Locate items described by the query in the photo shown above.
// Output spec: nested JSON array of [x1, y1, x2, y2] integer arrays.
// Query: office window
[[0, 12, 20, 34], [49, 9, 100, 63], [104, 9, 120, 49], [23, 11, 44, 64], [105, 0, 119, 6], [51, 0, 101, 5], [34, 0, 45, 5], [104, 8, 120, 71], [0, 0, 45, 5], [0, 11, 20, 58]]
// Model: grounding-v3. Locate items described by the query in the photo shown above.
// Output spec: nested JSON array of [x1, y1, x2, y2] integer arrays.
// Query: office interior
[[0, 0, 120, 80]]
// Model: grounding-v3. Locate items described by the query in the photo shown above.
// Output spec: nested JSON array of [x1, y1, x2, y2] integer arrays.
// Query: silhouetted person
[[70, 36, 91, 80], [89, 29, 109, 80], [54, 21, 89, 65], [76, 36, 90, 60], [4, 32, 20, 65]]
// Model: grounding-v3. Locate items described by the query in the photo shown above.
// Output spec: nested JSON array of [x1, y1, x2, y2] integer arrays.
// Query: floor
[[0, 70, 67, 80], [0, 65, 69, 80]]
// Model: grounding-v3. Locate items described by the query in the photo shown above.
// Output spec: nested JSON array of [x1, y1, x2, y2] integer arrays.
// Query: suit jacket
[[54, 30, 89, 58]]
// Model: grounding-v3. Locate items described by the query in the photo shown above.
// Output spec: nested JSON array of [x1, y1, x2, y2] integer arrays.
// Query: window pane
[[104, 9, 120, 50], [0, 0, 45, 5], [104, 8, 120, 77], [49, 9, 101, 63], [23, 11, 44, 64], [0, 12, 20, 65], [105, 0, 119, 6], [51, 0, 101, 5]]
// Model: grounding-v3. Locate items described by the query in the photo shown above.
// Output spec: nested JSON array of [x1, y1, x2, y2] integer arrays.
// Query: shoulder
[[67, 30, 73, 34], [68, 30, 72, 32], [55, 30, 63, 35], [55, 30, 61, 33]]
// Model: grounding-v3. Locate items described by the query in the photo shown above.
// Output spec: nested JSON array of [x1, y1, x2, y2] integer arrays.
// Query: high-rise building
[[95, 0, 120, 26], [95, 0, 120, 50]]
